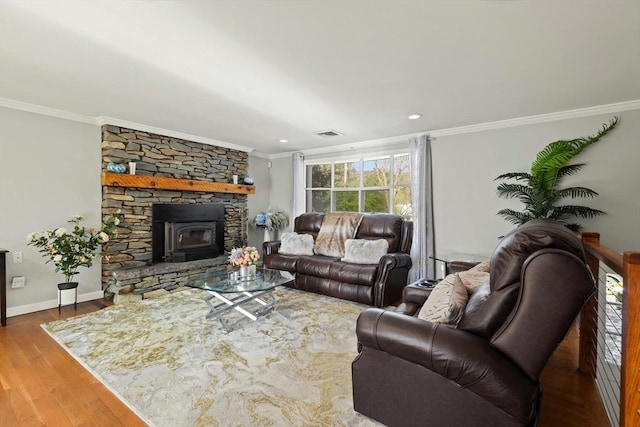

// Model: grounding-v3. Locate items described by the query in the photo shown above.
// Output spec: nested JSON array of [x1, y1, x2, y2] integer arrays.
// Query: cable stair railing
[[579, 232, 639, 427]]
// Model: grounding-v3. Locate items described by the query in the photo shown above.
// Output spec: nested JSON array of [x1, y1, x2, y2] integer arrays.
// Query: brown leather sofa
[[263, 212, 413, 307], [352, 219, 595, 426]]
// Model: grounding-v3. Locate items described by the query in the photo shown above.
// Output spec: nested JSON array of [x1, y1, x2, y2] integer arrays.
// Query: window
[[305, 154, 411, 219]]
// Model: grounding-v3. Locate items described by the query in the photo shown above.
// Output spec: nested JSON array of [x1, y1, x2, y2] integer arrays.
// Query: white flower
[[54, 227, 67, 237], [53, 254, 62, 262], [26, 232, 36, 242], [99, 232, 109, 242], [72, 214, 84, 221], [114, 218, 120, 225]]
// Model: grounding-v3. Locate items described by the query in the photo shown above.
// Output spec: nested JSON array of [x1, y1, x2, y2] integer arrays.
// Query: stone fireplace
[[100, 125, 252, 300]]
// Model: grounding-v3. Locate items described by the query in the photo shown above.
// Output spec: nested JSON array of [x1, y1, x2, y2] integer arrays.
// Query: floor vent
[[314, 129, 344, 137]]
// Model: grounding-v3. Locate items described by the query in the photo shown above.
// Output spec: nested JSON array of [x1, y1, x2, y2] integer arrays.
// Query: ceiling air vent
[[314, 129, 344, 137]]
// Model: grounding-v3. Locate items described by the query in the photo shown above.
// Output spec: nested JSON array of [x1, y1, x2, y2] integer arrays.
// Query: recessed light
[[279, 139, 288, 143], [408, 113, 423, 120]]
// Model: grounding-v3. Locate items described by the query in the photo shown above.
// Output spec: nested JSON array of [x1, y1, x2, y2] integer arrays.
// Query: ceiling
[[1, 1, 639, 156]]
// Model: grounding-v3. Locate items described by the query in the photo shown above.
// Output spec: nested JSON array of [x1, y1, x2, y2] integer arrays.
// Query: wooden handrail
[[583, 240, 624, 274], [580, 232, 640, 427]]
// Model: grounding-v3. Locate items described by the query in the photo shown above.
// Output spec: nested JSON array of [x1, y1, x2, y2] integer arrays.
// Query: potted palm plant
[[495, 117, 618, 231]]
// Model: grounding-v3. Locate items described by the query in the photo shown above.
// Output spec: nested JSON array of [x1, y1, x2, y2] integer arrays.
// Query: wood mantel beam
[[101, 172, 255, 194]]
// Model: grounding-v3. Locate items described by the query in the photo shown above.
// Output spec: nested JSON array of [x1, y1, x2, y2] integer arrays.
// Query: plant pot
[[57, 282, 79, 291]]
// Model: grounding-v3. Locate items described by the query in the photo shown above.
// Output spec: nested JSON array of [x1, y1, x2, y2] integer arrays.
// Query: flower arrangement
[[228, 246, 260, 267], [27, 211, 123, 283], [250, 211, 289, 231]]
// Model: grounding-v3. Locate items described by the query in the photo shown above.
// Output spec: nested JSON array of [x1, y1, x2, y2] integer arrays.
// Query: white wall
[[432, 110, 640, 256], [0, 107, 102, 315], [268, 156, 294, 233], [247, 155, 271, 249]]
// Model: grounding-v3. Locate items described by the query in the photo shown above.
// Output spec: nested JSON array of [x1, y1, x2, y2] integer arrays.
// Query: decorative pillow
[[458, 265, 490, 294], [341, 239, 389, 264], [469, 260, 490, 273], [279, 232, 315, 256], [464, 278, 491, 316], [313, 212, 364, 257], [418, 273, 469, 325]]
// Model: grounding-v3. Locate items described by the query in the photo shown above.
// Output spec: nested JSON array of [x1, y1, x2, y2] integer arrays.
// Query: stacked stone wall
[[100, 125, 249, 298]]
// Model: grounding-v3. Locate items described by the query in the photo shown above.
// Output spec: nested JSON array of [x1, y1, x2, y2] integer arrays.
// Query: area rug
[[41, 287, 382, 426]]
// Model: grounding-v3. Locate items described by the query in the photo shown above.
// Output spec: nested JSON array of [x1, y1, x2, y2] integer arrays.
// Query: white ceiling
[[1, 1, 639, 155]]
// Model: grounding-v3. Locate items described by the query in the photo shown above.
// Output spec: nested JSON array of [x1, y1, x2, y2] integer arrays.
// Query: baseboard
[[6, 290, 105, 318]]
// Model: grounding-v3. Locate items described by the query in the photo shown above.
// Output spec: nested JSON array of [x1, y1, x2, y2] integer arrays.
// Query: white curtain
[[292, 152, 305, 220], [409, 134, 435, 282]]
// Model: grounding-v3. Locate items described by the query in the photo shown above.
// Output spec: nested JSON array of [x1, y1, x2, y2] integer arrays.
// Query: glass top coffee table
[[186, 267, 293, 331]]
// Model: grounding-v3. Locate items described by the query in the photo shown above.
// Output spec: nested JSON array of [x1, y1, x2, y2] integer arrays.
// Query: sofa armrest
[[356, 308, 538, 422], [373, 252, 413, 307], [263, 241, 281, 255]]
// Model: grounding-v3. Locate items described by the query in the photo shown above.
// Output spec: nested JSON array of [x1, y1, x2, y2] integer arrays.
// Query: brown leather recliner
[[352, 219, 595, 427]]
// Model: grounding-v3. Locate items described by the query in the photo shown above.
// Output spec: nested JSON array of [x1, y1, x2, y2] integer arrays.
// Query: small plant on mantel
[[27, 211, 123, 284], [495, 117, 618, 232]]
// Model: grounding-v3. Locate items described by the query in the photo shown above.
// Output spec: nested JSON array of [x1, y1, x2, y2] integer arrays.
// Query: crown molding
[[248, 150, 272, 159], [268, 99, 640, 159], [3, 97, 637, 159], [429, 99, 640, 138], [0, 97, 254, 152], [0, 97, 96, 124], [96, 116, 254, 153]]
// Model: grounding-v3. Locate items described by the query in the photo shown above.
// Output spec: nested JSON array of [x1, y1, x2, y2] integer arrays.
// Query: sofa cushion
[[341, 239, 389, 264], [313, 212, 364, 257], [329, 262, 378, 286], [355, 214, 404, 252], [297, 255, 341, 278], [279, 232, 315, 256], [418, 274, 468, 325], [294, 212, 325, 240]]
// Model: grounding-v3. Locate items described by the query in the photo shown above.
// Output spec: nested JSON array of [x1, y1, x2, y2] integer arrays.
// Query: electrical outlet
[[11, 276, 26, 288], [13, 251, 23, 263]]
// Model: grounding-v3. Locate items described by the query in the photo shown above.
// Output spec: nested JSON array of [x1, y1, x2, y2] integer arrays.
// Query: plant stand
[[57, 282, 79, 311]]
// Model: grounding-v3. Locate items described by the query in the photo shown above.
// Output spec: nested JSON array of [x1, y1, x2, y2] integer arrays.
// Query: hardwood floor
[[1, 302, 610, 427], [0, 301, 146, 427]]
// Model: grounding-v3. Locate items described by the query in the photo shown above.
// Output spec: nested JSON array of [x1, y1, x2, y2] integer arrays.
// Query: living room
[[1, 1, 639, 426]]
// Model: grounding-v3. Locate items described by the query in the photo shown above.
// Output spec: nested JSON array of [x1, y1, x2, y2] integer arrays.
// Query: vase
[[264, 229, 275, 242], [107, 162, 126, 173], [238, 264, 256, 280]]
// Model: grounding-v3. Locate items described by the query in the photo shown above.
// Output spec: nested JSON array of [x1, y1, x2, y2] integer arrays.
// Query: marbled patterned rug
[[42, 287, 382, 426]]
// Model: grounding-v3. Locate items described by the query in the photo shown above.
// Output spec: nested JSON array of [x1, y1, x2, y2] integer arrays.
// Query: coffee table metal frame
[[186, 267, 292, 331]]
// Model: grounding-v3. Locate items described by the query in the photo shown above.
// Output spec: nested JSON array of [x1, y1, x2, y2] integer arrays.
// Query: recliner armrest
[[356, 308, 538, 423], [394, 281, 435, 315]]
